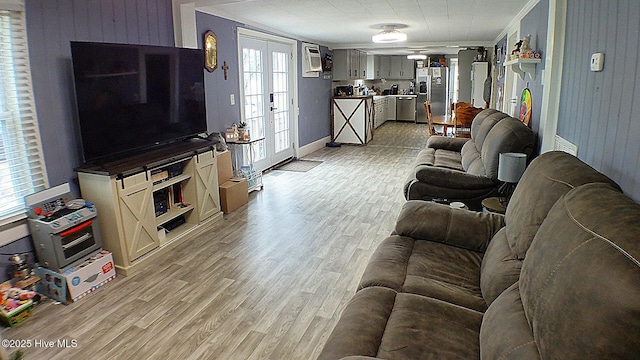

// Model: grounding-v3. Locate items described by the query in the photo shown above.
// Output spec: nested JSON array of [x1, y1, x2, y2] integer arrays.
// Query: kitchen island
[[331, 95, 374, 145]]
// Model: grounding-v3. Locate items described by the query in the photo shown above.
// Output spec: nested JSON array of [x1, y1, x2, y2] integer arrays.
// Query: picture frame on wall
[[204, 30, 217, 72]]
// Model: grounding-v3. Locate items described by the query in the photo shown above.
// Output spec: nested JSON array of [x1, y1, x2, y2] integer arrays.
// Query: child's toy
[[0, 285, 35, 326]]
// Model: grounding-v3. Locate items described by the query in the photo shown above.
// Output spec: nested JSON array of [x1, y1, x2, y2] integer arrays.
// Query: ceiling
[[186, 0, 533, 55]]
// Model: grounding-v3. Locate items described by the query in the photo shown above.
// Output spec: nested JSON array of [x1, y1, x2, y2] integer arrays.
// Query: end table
[[482, 197, 506, 215]]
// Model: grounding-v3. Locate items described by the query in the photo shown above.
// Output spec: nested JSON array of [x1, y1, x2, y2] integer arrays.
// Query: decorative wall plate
[[204, 30, 217, 72], [519, 88, 532, 126]]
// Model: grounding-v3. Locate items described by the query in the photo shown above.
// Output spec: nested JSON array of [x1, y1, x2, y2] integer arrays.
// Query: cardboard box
[[217, 150, 233, 185], [35, 250, 116, 303], [219, 177, 248, 213]]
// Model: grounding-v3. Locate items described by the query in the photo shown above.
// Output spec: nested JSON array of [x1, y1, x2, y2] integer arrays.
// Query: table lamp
[[497, 152, 527, 206]]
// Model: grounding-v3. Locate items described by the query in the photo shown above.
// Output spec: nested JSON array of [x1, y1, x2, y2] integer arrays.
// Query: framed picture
[[204, 30, 217, 72]]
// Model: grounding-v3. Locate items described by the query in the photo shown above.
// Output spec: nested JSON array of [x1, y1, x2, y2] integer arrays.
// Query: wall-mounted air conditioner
[[302, 42, 322, 77]]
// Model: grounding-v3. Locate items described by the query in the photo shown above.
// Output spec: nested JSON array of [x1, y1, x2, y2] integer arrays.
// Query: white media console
[[76, 140, 223, 276]]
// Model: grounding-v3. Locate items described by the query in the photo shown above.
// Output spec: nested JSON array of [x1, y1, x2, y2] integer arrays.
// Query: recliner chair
[[404, 109, 535, 210]]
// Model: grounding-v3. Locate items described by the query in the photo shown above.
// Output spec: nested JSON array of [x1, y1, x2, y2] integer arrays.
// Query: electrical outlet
[[590, 53, 604, 72], [230, 94, 235, 105]]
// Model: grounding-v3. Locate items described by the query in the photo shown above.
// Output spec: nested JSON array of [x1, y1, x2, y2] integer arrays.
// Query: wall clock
[[204, 30, 217, 72]]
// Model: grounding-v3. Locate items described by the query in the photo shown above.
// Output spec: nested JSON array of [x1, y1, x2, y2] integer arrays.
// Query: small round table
[[482, 197, 506, 215]]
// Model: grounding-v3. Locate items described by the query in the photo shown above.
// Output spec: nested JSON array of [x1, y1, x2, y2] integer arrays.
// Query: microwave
[[335, 85, 353, 96]]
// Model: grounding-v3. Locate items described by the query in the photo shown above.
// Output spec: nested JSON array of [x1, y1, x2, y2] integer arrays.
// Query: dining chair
[[453, 103, 483, 138]]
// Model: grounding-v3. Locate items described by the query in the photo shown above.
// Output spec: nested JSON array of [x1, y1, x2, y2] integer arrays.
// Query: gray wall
[[195, 12, 241, 133], [297, 44, 332, 146], [25, 0, 175, 189], [515, 0, 548, 153], [195, 11, 332, 146], [557, 0, 640, 202], [0, 0, 175, 283], [1, 1, 331, 281]]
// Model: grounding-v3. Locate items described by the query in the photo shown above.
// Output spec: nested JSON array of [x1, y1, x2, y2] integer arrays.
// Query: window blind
[[0, 3, 48, 223]]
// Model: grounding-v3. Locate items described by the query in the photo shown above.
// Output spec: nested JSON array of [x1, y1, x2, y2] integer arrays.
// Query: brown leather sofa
[[404, 109, 535, 210], [319, 151, 640, 359]]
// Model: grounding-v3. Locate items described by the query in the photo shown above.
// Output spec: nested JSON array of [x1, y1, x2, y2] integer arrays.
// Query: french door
[[239, 35, 295, 171]]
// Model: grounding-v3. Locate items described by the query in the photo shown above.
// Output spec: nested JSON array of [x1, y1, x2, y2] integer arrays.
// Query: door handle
[[271, 106, 278, 111]]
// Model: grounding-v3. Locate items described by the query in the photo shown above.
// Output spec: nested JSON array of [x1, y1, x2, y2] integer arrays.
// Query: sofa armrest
[[415, 165, 496, 189], [426, 136, 469, 152], [395, 200, 504, 252]]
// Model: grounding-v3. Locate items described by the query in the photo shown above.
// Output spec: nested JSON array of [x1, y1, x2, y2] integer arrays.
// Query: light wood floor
[[3, 122, 430, 360]]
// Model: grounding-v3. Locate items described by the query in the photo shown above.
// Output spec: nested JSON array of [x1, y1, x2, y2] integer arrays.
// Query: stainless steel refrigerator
[[416, 67, 449, 124]]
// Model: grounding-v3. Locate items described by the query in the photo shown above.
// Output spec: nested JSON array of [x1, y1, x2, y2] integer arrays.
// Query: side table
[[482, 197, 506, 215], [226, 137, 264, 193]]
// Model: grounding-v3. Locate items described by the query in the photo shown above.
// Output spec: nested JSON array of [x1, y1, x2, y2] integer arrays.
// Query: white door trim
[[503, 24, 520, 116], [236, 27, 299, 160], [539, 0, 567, 153]]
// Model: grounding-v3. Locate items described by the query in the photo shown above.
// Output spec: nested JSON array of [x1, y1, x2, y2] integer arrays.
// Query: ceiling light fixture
[[407, 51, 427, 60], [372, 25, 407, 43]]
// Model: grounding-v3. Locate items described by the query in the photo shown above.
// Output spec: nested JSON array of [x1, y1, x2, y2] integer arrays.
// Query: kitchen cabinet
[[333, 49, 367, 80], [367, 55, 376, 80], [390, 56, 415, 79], [332, 49, 349, 80], [379, 56, 391, 78], [373, 96, 389, 128], [387, 96, 397, 120], [332, 96, 374, 144], [359, 51, 368, 78], [349, 50, 360, 79]]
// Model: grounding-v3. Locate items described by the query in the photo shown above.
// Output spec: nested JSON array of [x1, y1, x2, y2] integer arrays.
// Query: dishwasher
[[396, 96, 416, 122]]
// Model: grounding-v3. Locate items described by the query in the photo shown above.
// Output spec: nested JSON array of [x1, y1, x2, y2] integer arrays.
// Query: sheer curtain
[[0, 1, 47, 223]]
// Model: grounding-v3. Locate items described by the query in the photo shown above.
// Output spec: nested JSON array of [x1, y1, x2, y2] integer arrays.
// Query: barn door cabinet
[[76, 142, 223, 276]]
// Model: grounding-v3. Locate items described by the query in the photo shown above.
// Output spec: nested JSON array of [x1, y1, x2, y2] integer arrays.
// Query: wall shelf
[[504, 58, 541, 81]]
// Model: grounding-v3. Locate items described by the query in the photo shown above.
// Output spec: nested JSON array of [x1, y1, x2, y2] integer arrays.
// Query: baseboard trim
[[297, 136, 331, 158]]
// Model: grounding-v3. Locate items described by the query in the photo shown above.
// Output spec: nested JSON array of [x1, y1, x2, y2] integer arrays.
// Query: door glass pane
[[242, 48, 266, 161], [272, 51, 289, 153]]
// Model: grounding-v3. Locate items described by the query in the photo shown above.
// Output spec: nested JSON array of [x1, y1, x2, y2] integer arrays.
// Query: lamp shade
[[498, 152, 527, 183]]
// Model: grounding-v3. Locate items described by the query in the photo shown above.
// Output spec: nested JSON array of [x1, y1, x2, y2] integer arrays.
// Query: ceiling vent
[[302, 42, 322, 77]]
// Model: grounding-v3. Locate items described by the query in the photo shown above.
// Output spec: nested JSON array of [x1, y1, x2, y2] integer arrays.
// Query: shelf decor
[[504, 58, 541, 81], [204, 30, 217, 72]]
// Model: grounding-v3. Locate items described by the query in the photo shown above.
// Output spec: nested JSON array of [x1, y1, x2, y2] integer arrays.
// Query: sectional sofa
[[319, 151, 640, 359], [404, 109, 535, 210]]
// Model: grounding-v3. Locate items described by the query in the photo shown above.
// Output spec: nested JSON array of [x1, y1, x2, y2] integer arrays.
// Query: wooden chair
[[453, 102, 482, 138], [426, 100, 457, 137], [424, 101, 440, 136]]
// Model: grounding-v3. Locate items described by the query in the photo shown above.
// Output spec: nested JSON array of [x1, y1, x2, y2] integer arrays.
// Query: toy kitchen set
[[25, 183, 116, 304]]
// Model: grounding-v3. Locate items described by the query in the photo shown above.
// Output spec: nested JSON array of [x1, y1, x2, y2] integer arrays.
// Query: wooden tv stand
[[75, 139, 223, 276]]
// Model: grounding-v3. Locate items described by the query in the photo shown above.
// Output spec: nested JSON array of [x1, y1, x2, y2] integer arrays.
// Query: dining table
[[430, 115, 456, 136]]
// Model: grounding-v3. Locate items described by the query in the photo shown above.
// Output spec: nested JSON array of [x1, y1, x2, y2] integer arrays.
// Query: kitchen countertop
[[333, 95, 374, 99], [373, 94, 418, 99]]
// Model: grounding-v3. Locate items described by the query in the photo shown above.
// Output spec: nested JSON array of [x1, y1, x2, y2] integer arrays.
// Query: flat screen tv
[[70, 41, 207, 165]]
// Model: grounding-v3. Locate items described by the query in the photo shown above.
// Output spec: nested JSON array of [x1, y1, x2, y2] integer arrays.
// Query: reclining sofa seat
[[404, 109, 535, 210], [318, 152, 627, 360]]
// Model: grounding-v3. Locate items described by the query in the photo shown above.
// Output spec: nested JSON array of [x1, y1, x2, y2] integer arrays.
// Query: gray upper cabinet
[[390, 56, 415, 79], [349, 50, 360, 79], [333, 49, 368, 80], [401, 58, 416, 79], [390, 56, 403, 79], [389, 56, 415, 80], [378, 55, 391, 79], [332, 49, 349, 80], [334, 52, 414, 80], [359, 51, 368, 79]]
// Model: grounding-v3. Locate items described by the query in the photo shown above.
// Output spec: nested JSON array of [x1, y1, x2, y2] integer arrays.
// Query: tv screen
[[70, 41, 207, 164]]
